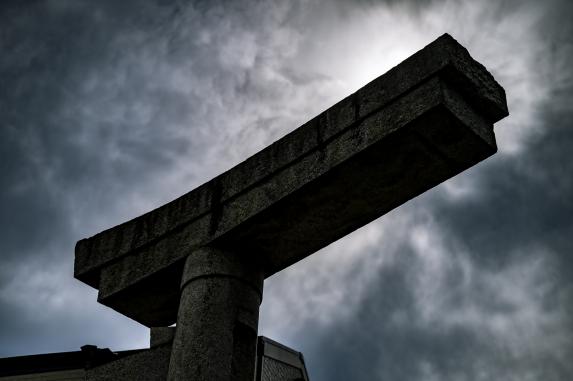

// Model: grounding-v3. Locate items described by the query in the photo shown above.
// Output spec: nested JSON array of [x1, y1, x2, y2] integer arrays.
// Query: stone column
[[167, 247, 264, 381]]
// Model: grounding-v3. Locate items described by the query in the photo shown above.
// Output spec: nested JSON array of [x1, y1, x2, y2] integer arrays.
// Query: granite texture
[[167, 248, 264, 381], [74, 33, 509, 327]]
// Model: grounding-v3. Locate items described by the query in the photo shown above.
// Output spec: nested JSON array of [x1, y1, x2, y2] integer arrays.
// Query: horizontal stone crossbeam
[[75, 34, 508, 327]]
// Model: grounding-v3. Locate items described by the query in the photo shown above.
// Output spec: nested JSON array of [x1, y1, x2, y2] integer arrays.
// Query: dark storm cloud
[[0, 0, 212, 354], [1, 0, 572, 379], [0, 1, 180, 261], [332, 0, 437, 10], [279, 100, 573, 378], [1, 0, 328, 357], [264, 1, 573, 380], [299, 243, 572, 381], [301, 250, 486, 381], [431, 103, 573, 271], [0, 5, 148, 343], [422, 0, 573, 275], [0, 3, 94, 263]]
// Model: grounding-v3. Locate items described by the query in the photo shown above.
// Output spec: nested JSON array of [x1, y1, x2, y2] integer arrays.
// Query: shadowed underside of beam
[[74, 33, 508, 326]]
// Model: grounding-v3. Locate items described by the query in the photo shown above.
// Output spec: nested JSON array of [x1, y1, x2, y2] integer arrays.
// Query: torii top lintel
[[74, 33, 508, 327]]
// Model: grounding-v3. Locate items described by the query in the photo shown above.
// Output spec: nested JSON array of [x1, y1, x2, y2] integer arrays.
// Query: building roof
[[0, 345, 142, 377], [0, 336, 309, 380]]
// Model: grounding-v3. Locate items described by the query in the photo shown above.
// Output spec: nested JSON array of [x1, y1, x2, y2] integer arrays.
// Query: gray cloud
[[1, 0, 331, 356], [260, 0, 573, 379], [1, 0, 572, 380]]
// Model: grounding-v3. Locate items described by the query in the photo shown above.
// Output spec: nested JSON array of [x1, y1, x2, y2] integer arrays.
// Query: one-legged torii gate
[[75, 34, 508, 380]]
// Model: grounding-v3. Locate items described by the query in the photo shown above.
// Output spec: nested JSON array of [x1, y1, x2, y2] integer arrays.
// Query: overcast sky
[[1, 0, 572, 380]]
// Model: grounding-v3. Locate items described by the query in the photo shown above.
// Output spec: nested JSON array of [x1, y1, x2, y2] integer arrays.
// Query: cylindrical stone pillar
[[167, 246, 264, 381]]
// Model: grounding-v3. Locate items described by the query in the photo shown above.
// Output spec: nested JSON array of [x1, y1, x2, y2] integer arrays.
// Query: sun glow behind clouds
[[2, 0, 572, 379], [258, 1, 571, 379], [293, 0, 551, 156], [261, 0, 549, 331]]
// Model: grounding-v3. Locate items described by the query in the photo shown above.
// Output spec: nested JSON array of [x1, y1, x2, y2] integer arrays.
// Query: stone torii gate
[[75, 34, 508, 380]]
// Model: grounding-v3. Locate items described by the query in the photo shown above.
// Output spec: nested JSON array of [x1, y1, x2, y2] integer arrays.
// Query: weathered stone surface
[[167, 248, 263, 381], [150, 327, 175, 348], [75, 33, 508, 326]]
